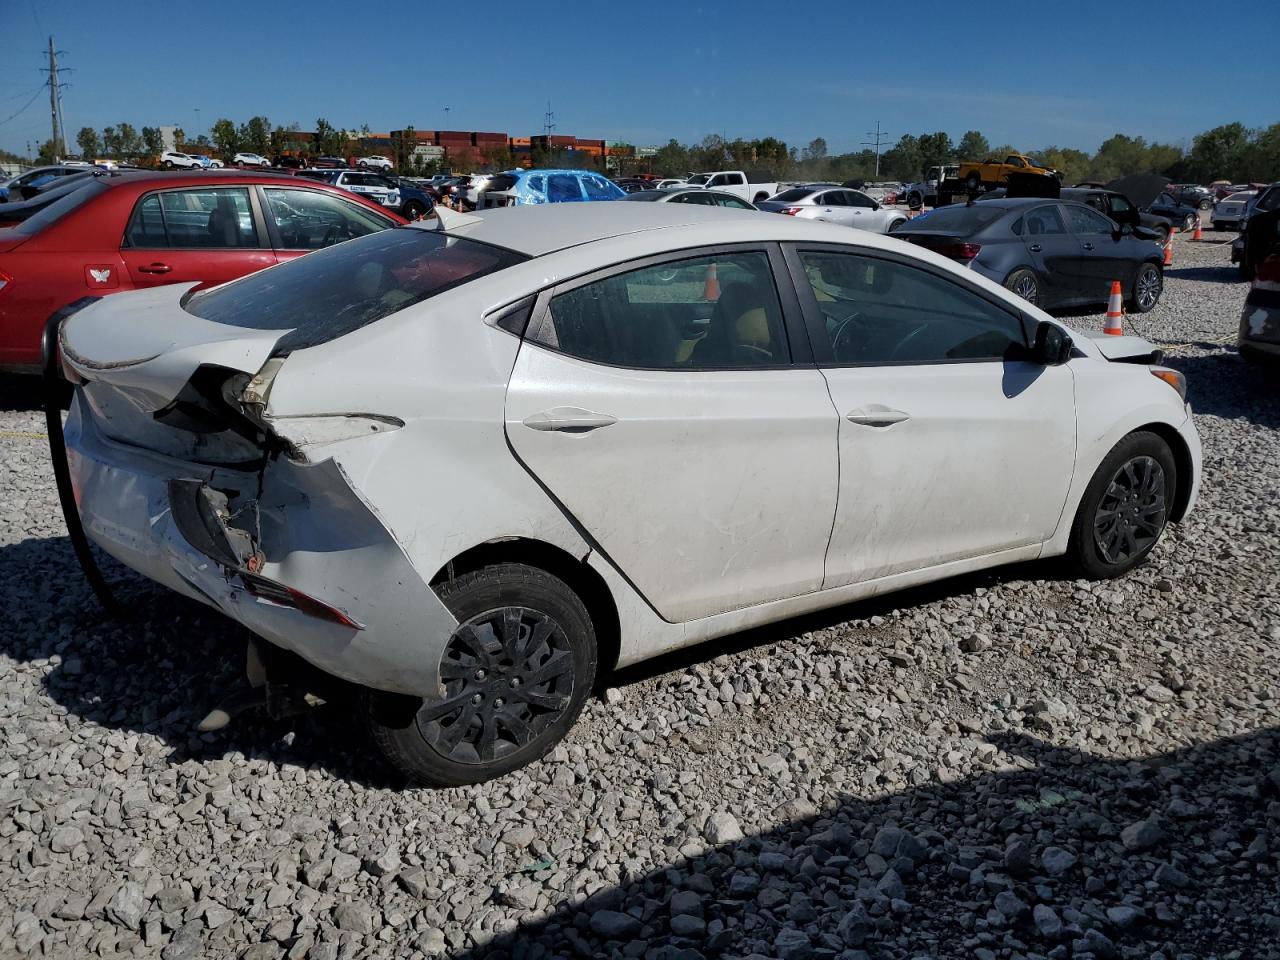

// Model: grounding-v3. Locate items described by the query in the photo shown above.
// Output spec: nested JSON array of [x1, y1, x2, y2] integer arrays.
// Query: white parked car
[[356, 155, 394, 172], [757, 184, 908, 233], [53, 203, 1201, 786], [159, 150, 203, 170], [655, 178, 689, 190], [233, 152, 271, 168], [687, 170, 779, 203], [1211, 191, 1255, 231]]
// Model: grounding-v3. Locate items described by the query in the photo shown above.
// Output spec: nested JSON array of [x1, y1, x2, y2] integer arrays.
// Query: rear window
[[771, 188, 816, 202], [901, 204, 1008, 232], [486, 174, 518, 192], [185, 227, 529, 352], [13, 179, 109, 236]]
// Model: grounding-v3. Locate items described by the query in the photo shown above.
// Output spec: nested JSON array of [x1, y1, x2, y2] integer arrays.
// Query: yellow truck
[[957, 154, 1059, 191]]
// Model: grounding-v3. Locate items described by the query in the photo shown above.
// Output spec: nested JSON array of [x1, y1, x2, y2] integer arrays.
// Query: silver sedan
[[757, 184, 908, 233]]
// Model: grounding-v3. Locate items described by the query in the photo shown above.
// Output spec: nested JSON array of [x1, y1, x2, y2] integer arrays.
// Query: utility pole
[[543, 102, 555, 139], [862, 120, 889, 177], [44, 36, 68, 158]]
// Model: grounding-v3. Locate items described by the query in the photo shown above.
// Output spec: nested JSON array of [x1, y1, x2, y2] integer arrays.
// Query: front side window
[[582, 175, 618, 200], [186, 229, 526, 352], [125, 188, 256, 249], [1064, 204, 1115, 234], [264, 187, 392, 249], [671, 191, 716, 205], [797, 251, 1025, 365], [845, 190, 876, 209], [527, 250, 790, 370], [818, 192, 845, 207]]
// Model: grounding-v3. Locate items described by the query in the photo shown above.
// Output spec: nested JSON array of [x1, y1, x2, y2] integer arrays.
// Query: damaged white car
[[50, 203, 1202, 786]]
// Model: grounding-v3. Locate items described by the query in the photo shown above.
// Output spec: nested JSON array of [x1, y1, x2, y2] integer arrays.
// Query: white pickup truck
[[687, 170, 779, 204]]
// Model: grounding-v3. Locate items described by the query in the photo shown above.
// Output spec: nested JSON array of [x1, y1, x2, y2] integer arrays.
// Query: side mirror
[[1033, 320, 1073, 365]]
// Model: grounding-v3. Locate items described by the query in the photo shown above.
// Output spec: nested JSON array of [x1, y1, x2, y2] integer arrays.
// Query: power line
[[0, 85, 44, 128]]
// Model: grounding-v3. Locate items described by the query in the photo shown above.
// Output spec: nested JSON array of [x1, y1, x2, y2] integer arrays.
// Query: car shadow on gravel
[[454, 727, 1280, 959], [1164, 350, 1280, 428], [0, 534, 402, 789], [1163, 264, 1243, 284], [0, 374, 43, 413]]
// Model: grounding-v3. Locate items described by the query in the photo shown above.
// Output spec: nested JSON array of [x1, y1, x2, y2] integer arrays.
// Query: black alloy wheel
[[418, 608, 575, 765], [1092, 456, 1167, 565], [1131, 263, 1163, 312]]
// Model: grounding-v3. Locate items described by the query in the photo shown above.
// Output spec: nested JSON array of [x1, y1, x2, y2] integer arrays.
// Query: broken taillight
[[240, 572, 364, 630]]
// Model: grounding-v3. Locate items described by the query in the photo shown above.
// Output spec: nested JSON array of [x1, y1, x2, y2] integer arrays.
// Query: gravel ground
[[2, 233, 1277, 960]]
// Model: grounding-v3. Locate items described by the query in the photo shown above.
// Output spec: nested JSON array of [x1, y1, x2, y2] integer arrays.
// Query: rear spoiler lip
[[58, 320, 161, 371]]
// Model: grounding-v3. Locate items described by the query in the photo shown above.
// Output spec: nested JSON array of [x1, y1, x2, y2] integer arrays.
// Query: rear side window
[[126, 188, 257, 249], [547, 175, 582, 202], [528, 250, 789, 370], [185, 228, 528, 353], [582, 175, 621, 200]]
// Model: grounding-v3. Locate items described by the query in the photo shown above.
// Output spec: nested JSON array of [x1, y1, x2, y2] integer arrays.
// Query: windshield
[[12, 179, 109, 235], [185, 227, 529, 352], [899, 204, 1008, 232]]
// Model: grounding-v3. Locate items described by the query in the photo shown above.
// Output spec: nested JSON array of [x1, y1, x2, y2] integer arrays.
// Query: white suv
[[159, 150, 203, 171], [356, 155, 393, 172], [233, 152, 270, 168]]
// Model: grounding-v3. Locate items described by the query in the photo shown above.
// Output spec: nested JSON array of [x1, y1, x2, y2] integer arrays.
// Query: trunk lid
[[60, 283, 288, 463]]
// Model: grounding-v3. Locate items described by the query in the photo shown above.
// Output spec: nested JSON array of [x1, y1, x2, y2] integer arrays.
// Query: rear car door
[[119, 186, 275, 289], [787, 245, 1076, 586], [814, 191, 852, 225], [504, 245, 840, 623], [1016, 203, 1084, 303], [258, 185, 398, 262], [1063, 202, 1132, 298]]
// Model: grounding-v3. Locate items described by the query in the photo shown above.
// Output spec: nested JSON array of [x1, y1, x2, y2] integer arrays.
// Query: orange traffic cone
[[1104, 281, 1124, 335], [1193, 216, 1203, 241], [703, 262, 720, 301], [1163, 228, 1174, 266]]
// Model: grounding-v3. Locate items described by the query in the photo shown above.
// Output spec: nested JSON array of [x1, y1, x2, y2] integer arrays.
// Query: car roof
[[437, 201, 779, 256]]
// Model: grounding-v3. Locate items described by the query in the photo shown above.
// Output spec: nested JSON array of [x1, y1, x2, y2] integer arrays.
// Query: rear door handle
[[846, 408, 910, 427], [1082, 242, 1095, 251], [137, 262, 172, 274], [522, 407, 618, 433], [1028, 243, 1042, 252]]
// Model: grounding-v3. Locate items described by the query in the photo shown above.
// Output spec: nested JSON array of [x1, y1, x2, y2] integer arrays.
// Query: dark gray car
[[895, 198, 1166, 312]]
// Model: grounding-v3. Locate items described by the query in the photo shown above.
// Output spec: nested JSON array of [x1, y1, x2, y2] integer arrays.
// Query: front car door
[[1062, 202, 1132, 299], [257, 185, 397, 263], [785, 245, 1076, 586], [119, 186, 275, 289], [504, 245, 840, 623], [843, 190, 880, 230]]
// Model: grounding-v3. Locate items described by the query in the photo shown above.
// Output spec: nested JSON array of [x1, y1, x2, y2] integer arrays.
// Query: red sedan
[[0, 171, 406, 371]]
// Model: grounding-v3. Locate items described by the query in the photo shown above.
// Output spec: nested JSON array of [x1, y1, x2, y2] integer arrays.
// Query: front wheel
[[365, 563, 597, 787], [1065, 432, 1176, 579], [1004, 268, 1040, 306], [886, 219, 904, 233], [1129, 262, 1163, 313], [965, 171, 981, 191], [1199, 198, 1212, 210], [1182, 214, 1196, 231], [162, 160, 173, 169], [402, 200, 427, 220]]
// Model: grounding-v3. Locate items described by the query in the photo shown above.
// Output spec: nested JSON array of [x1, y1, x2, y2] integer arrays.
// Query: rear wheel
[[365, 564, 597, 787], [402, 200, 427, 220], [1004, 268, 1040, 306], [1130, 262, 1163, 312], [965, 171, 982, 191], [1065, 432, 1175, 579], [1199, 198, 1212, 210], [1182, 213, 1196, 231]]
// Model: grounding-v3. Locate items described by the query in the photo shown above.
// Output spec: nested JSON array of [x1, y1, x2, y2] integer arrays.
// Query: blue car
[[478, 169, 625, 208]]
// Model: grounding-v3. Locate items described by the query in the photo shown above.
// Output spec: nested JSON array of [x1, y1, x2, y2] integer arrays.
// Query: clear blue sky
[[1, 0, 1276, 159]]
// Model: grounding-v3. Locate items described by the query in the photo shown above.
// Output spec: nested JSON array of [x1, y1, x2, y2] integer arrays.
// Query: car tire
[[402, 200, 426, 220], [887, 219, 904, 233], [1004, 268, 1041, 306], [1129, 262, 1163, 313], [1199, 198, 1212, 210], [1065, 431, 1176, 580], [965, 171, 981, 191], [365, 563, 597, 787], [1181, 214, 1195, 231], [162, 161, 173, 170]]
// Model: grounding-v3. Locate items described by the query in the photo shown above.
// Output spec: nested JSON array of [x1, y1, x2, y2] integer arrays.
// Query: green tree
[[172, 128, 186, 150], [212, 118, 240, 160], [76, 127, 102, 160], [956, 130, 990, 161], [882, 134, 922, 180], [652, 139, 690, 177], [917, 131, 954, 177], [314, 118, 339, 156], [36, 139, 59, 164], [1242, 123, 1280, 182], [101, 126, 120, 158], [1185, 122, 1250, 181], [690, 134, 728, 172], [141, 127, 163, 164], [394, 126, 416, 170], [1036, 146, 1091, 185]]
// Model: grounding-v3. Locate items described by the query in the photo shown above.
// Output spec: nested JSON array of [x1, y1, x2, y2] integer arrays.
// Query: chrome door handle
[[522, 407, 618, 433], [1028, 244, 1042, 252], [846, 408, 910, 427], [1082, 242, 1095, 250]]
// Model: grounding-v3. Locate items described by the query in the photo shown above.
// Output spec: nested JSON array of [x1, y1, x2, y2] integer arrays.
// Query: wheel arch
[[430, 537, 621, 680], [1135, 421, 1195, 523]]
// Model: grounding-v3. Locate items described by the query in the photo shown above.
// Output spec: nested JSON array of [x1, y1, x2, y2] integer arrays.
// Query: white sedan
[[758, 183, 908, 233], [53, 203, 1201, 786]]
